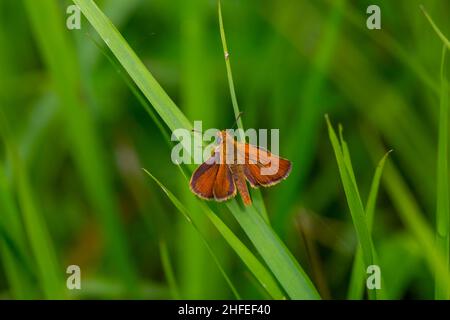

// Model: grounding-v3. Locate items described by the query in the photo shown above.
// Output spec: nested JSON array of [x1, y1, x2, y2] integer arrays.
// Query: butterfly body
[[229, 163, 252, 205], [189, 130, 291, 206]]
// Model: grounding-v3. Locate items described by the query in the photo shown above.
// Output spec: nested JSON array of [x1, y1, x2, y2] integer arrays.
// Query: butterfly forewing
[[238, 141, 292, 187]]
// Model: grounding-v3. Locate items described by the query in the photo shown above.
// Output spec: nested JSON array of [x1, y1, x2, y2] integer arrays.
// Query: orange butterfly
[[190, 130, 292, 206]]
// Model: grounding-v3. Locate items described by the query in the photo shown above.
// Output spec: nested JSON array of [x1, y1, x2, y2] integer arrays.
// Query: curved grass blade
[[326, 115, 377, 299], [366, 134, 450, 296], [347, 151, 391, 299], [159, 240, 181, 300], [73, 0, 192, 132], [218, 0, 269, 224], [143, 169, 241, 299], [227, 201, 320, 299], [421, 6, 450, 50], [144, 169, 285, 300], [435, 45, 449, 299]]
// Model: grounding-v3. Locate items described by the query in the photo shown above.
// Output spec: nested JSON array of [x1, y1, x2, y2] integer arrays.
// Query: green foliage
[[0, 0, 449, 300]]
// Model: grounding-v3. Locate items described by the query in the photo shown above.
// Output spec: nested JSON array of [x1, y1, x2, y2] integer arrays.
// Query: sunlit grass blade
[[347, 151, 391, 299], [435, 45, 449, 299], [0, 111, 64, 299], [326, 115, 377, 299], [143, 169, 241, 300], [421, 5, 450, 50]]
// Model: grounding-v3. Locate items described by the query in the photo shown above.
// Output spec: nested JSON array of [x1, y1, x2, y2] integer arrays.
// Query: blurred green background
[[0, 0, 449, 299]]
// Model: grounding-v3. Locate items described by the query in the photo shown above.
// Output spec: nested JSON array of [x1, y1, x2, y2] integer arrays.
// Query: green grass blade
[[0, 165, 35, 299], [218, 0, 269, 224], [143, 169, 241, 300], [227, 201, 320, 299], [173, 168, 286, 300], [435, 45, 449, 299], [73, 0, 192, 132], [218, 0, 244, 134], [202, 204, 286, 300], [147, 168, 285, 300], [0, 111, 64, 299], [366, 135, 450, 296], [347, 151, 391, 299], [326, 115, 377, 299], [421, 6, 450, 50], [89, 35, 172, 145], [159, 240, 181, 300], [219, 2, 318, 299], [25, 0, 139, 296], [338, 125, 360, 198], [365, 152, 393, 230], [76, 0, 315, 300]]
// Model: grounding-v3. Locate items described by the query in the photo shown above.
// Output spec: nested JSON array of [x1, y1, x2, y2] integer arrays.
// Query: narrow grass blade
[[227, 201, 320, 299], [145, 169, 285, 300], [0, 111, 64, 299], [89, 35, 171, 144], [218, 0, 269, 224], [143, 169, 241, 300], [347, 151, 391, 299], [435, 45, 449, 299], [0, 166, 34, 299], [326, 115, 377, 299], [218, 2, 318, 299], [421, 6, 450, 50], [366, 135, 450, 295], [73, 0, 192, 132], [218, 0, 244, 134], [175, 168, 286, 300], [159, 240, 181, 300]]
